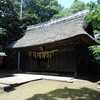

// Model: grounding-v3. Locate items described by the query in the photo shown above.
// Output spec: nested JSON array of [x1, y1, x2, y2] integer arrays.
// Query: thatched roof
[[8, 10, 99, 49]]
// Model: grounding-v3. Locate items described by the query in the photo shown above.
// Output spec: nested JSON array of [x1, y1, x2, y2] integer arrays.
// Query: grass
[[26, 87, 100, 100]]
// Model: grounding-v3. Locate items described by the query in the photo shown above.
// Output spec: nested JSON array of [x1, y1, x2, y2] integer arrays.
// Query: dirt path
[[0, 79, 100, 100]]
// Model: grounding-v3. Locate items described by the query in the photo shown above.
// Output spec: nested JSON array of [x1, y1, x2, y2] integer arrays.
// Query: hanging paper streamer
[[29, 49, 58, 58]]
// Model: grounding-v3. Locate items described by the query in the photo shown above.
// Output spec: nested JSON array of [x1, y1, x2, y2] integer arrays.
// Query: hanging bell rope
[[29, 49, 58, 58]]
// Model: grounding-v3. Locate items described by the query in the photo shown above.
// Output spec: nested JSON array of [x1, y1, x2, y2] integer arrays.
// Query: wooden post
[[18, 51, 20, 72], [74, 47, 77, 77], [47, 57, 50, 68], [55, 52, 58, 73], [31, 56, 33, 72]]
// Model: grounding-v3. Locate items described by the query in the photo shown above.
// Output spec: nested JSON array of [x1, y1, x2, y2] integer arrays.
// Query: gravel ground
[[0, 79, 100, 100]]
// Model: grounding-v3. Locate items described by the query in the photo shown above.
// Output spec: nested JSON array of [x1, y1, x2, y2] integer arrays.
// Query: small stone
[[66, 79, 74, 83], [97, 81, 100, 84], [97, 86, 100, 89]]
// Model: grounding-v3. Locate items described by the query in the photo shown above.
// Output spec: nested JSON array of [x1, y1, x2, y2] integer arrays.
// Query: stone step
[[0, 83, 11, 93]]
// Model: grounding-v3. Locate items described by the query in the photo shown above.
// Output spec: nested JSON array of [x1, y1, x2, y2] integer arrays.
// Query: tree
[[0, 0, 14, 17], [51, 8, 71, 19], [89, 46, 100, 61], [85, 2, 100, 33], [0, 0, 26, 51], [21, 0, 63, 25], [70, 0, 86, 13], [85, 1, 100, 61], [51, 0, 86, 20]]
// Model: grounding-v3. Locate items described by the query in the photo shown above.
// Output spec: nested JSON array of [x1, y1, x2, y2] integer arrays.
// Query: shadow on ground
[[60, 72, 100, 82], [76, 74, 100, 83], [27, 87, 100, 100], [0, 73, 14, 78]]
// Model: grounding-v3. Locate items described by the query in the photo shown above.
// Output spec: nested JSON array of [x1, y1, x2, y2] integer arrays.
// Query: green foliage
[[21, 0, 63, 25], [0, 14, 26, 50], [0, 28, 7, 36], [22, 12, 38, 25], [0, 0, 17, 17], [51, 8, 71, 19], [85, 1, 100, 61], [85, 1, 100, 33], [0, 28, 4, 36], [0, 0, 27, 51], [89, 46, 100, 61], [70, 0, 86, 13], [51, 0, 86, 20]]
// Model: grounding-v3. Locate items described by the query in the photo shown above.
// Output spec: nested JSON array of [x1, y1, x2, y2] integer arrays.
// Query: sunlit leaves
[[85, 2, 100, 32], [89, 46, 100, 60], [85, 1, 100, 61]]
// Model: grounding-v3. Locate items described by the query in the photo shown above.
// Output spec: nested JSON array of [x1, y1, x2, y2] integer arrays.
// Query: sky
[[57, 0, 97, 8]]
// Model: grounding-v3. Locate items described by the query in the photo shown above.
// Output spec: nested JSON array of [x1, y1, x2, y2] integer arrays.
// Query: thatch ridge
[[27, 9, 88, 31]]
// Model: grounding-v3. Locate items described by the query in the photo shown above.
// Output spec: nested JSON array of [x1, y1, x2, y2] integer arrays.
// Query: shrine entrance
[[38, 58, 48, 69]]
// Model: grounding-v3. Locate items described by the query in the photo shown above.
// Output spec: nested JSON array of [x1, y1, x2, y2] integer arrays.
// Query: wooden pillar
[[74, 46, 78, 77], [17, 51, 21, 72], [47, 57, 50, 68], [31, 56, 33, 72], [56, 52, 58, 73]]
